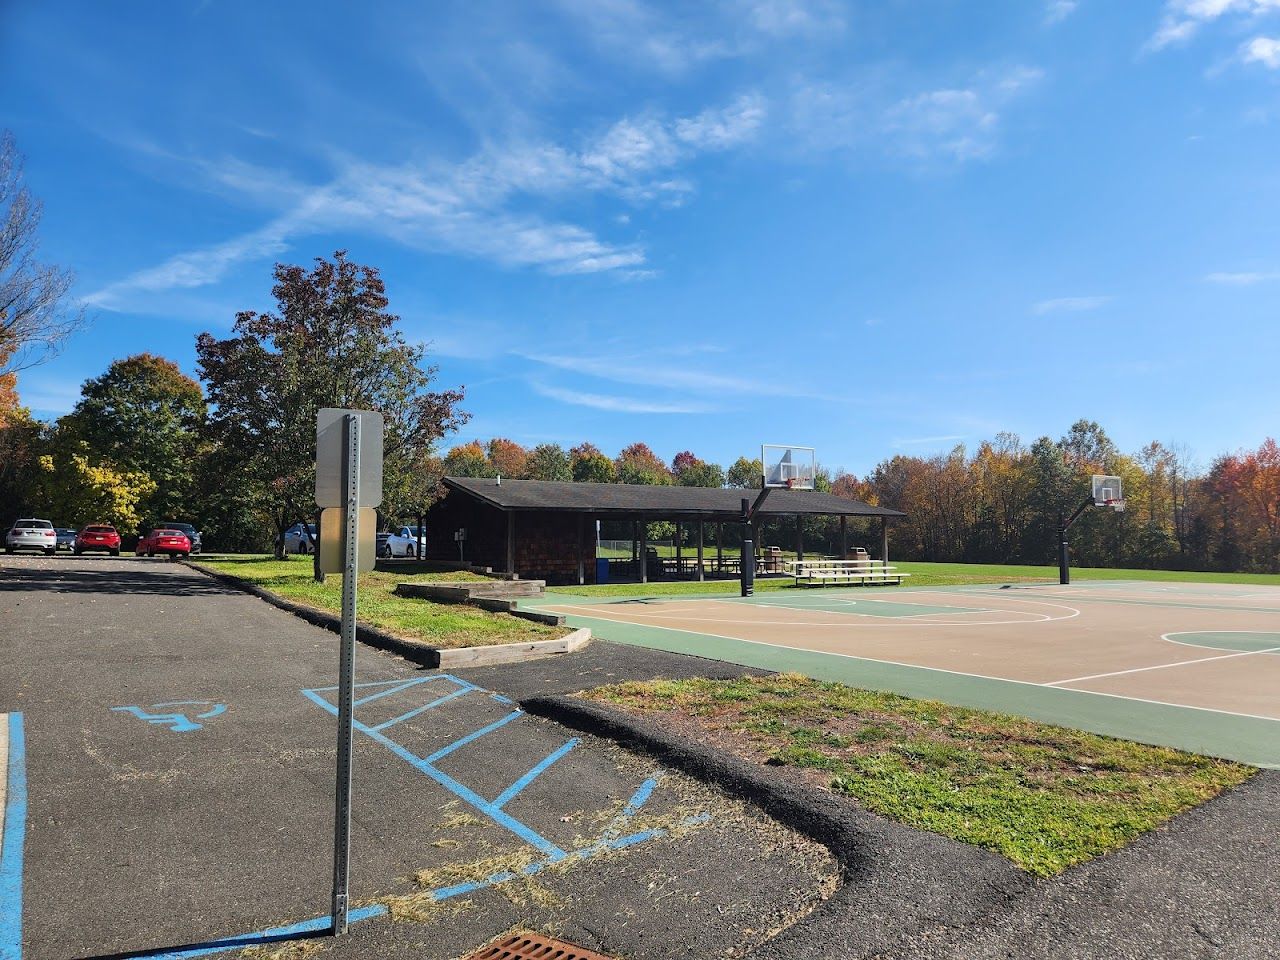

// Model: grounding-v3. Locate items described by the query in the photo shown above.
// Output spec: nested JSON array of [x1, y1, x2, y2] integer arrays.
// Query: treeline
[[437, 421, 1280, 574], [0, 252, 468, 554]]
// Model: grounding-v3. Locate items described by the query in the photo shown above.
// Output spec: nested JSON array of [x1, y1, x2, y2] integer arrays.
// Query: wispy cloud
[[1032, 295, 1111, 314], [1241, 35, 1280, 66], [791, 66, 1044, 163], [86, 95, 766, 309], [530, 381, 714, 414], [1204, 269, 1280, 284], [1045, 0, 1079, 25], [520, 350, 807, 397], [738, 0, 846, 37], [1148, 1, 1280, 52]]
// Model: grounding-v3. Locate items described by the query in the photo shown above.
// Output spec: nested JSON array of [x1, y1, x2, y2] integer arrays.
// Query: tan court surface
[[536, 581, 1280, 768]]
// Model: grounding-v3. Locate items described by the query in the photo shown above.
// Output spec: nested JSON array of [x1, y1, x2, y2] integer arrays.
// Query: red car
[[74, 525, 121, 556], [137, 527, 192, 558]]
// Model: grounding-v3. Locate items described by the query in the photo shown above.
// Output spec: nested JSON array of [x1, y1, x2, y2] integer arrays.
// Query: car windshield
[[158, 530, 184, 536], [15, 520, 53, 529], [162, 522, 196, 534]]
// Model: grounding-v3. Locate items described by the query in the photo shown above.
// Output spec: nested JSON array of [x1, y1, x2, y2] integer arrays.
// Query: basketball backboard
[[1092, 474, 1125, 510], [763, 445, 816, 490]]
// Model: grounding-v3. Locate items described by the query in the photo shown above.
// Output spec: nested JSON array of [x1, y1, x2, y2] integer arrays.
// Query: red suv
[[137, 527, 192, 558], [75, 525, 121, 556]]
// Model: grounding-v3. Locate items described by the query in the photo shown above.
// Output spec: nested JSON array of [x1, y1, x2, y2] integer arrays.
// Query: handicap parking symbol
[[111, 700, 227, 733]]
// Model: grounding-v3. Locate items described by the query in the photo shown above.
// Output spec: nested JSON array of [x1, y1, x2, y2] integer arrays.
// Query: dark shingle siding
[[441, 476, 905, 518]]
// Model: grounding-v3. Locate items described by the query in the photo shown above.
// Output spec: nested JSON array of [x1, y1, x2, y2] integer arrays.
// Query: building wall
[[425, 491, 595, 585]]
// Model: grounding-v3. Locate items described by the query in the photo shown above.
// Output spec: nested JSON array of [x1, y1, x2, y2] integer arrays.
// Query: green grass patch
[[195, 555, 561, 649], [585, 674, 1254, 876], [546, 560, 1280, 597]]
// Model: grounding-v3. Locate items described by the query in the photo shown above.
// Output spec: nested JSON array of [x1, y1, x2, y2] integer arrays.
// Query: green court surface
[[529, 581, 1280, 769]]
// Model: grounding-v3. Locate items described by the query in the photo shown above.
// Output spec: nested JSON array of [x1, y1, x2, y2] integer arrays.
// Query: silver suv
[[5, 518, 58, 555]]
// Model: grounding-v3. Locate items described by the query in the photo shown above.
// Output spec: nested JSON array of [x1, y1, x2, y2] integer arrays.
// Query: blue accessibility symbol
[[111, 700, 227, 733]]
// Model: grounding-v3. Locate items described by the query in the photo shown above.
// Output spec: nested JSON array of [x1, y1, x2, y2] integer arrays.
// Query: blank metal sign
[[315, 407, 383, 508]]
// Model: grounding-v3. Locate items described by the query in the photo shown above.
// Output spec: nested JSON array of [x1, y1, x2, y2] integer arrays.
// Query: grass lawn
[[195, 555, 561, 649], [585, 674, 1254, 876], [547, 559, 1280, 597]]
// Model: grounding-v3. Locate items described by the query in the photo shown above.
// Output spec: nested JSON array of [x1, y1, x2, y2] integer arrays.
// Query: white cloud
[[1045, 1, 1079, 25], [1032, 295, 1112, 314], [530, 382, 715, 414], [86, 95, 764, 308], [1241, 35, 1280, 65], [1204, 269, 1280, 283], [738, 0, 845, 37], [520, 350, 809, 397], [791, 66, 1043, 164], [1148, 1, 1280, 52]]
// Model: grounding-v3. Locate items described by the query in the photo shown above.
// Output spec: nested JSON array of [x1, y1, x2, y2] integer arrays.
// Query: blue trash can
[[595, 558, 610, 584]]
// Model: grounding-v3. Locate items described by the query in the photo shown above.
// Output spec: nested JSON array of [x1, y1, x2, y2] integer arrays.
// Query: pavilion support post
[[716, 522, 723, 574], [839, 515, 848, 559], [795, 515, 804, 562], [696, 520, 705, 582], [675, 521, 682, 578], [640, 521, 648, 584], [881, 518, 889, 564], [506, 512, 515, 577], [577, 514, 586, 586]]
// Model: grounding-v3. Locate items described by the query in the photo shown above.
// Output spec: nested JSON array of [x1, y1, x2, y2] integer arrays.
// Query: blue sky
[[2, 0, 1278, 477]]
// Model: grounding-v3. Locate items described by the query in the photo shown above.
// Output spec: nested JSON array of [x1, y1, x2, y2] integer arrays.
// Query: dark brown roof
[[441, 476, 905, 519]]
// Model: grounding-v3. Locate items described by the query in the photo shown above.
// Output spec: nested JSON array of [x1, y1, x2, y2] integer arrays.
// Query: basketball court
[[535, 580, 1280, 768]]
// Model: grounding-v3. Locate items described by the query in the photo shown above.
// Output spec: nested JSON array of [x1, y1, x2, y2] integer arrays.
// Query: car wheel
[[45, 548, 56, 556]]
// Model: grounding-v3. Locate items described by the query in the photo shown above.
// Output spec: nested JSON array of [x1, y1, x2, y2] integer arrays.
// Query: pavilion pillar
[[640, 521, 648, 583], [696, 521, 705, 582], [795, 515, 804, 562], [577, 514, 586, 585], [881, 518, 889, 563], [506, 512, 515, 577], [716, 522, 724, 573], [675, 520, 682, 578], [839, 515, 848, 559]]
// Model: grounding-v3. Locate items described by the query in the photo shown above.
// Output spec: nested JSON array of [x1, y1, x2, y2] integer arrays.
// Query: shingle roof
[[442, 476, 906, 519]]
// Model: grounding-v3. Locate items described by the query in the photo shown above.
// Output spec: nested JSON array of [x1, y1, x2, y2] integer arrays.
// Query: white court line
[[1164, 630, 1280, 651], [1046, 646, 1280, 687], [537, 606, 1280, 727]]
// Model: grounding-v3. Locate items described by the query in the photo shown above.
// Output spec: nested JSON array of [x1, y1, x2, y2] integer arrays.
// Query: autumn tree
[[570, 442, 615, 483], [615, 442, 671, 485], [487, 438, 528, 478], [61, 354, 205, 521], [30, 436, 155, 534], [196, 251, 467, 555], [525, 443, 572, 481], [0, 131, 85, 377], [443, 441, 491, 477], [672, 450, 725, 487]]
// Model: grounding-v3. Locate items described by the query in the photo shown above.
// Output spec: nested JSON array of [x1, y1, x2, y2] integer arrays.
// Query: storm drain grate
[[464, 931, 621, 960]]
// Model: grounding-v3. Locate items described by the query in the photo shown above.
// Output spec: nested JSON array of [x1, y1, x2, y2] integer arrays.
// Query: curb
[[182, 561, 590, 669], [519, 694, 1030, 960]]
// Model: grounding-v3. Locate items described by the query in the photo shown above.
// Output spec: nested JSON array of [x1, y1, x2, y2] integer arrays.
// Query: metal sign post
[[314, 408, 383, 936], [331, 412, 360, 934]]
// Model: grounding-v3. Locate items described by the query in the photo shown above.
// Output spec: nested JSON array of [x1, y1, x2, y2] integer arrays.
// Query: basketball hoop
[[785, 477, 797, 489], [1104, 498, 1126, 513], [763, 444, 816, 491]]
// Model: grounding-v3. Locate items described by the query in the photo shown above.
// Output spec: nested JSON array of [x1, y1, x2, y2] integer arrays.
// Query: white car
[[6, 518, 58, 555], [381, 525, 425, 558], [282, 523, 318, 555]]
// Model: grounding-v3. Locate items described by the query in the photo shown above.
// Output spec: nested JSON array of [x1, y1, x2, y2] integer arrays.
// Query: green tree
[[443, 440, 492, 477], [570, 443, 615, 483], [616, 442, 671, 485], [727, 456, 762, 489], [195, 251, 468, 557], [31, 438, 155, 534], [526, 443, 572, 481], [61, 353, 205, 521]]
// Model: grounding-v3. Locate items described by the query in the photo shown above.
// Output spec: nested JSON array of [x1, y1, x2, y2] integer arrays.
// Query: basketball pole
[[740, 487, 774, 597], [1057, 494, 1096, 586]]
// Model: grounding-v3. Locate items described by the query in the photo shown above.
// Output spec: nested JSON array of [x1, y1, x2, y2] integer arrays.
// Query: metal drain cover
[[464, 931, 621, 960]]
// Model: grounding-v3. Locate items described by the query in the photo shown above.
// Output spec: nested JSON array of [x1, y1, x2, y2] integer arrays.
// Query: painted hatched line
[[1, 714, 27, 960]]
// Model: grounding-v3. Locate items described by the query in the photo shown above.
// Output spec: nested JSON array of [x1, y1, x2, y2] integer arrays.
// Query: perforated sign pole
[[331, 413, 360, 934]]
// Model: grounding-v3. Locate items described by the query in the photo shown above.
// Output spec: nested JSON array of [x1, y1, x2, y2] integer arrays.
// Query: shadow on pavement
[[0, 563, 238, 597]]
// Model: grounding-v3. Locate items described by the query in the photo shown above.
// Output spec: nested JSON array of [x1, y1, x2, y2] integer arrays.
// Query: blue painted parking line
[[135, 905, 387, 960], [302, 674, 707, 911], [1, 714, 28, 960], [352, 675, 472, 708]]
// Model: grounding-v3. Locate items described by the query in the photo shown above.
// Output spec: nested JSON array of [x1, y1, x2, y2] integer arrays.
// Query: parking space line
[[1, 713, 27, 960], [140, 905, 387, 960], [492, 739, 580, 810], [422, 710, 524, 764], [352, 677, 452, 708], [369, 686, 475, 732]]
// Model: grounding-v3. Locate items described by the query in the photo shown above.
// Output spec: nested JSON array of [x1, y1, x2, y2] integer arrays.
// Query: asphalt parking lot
[[0, 555, 836, 960]]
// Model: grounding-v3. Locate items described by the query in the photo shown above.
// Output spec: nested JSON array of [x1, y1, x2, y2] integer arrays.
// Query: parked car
[[74, 524, 121, 556], [56, 528, 78, 551], [6, 518, 58, 555], [156, 521, 201, 555], [282, 523, 318, 554], [381, 526, 424, 558], [137, 527, 192, 558]]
